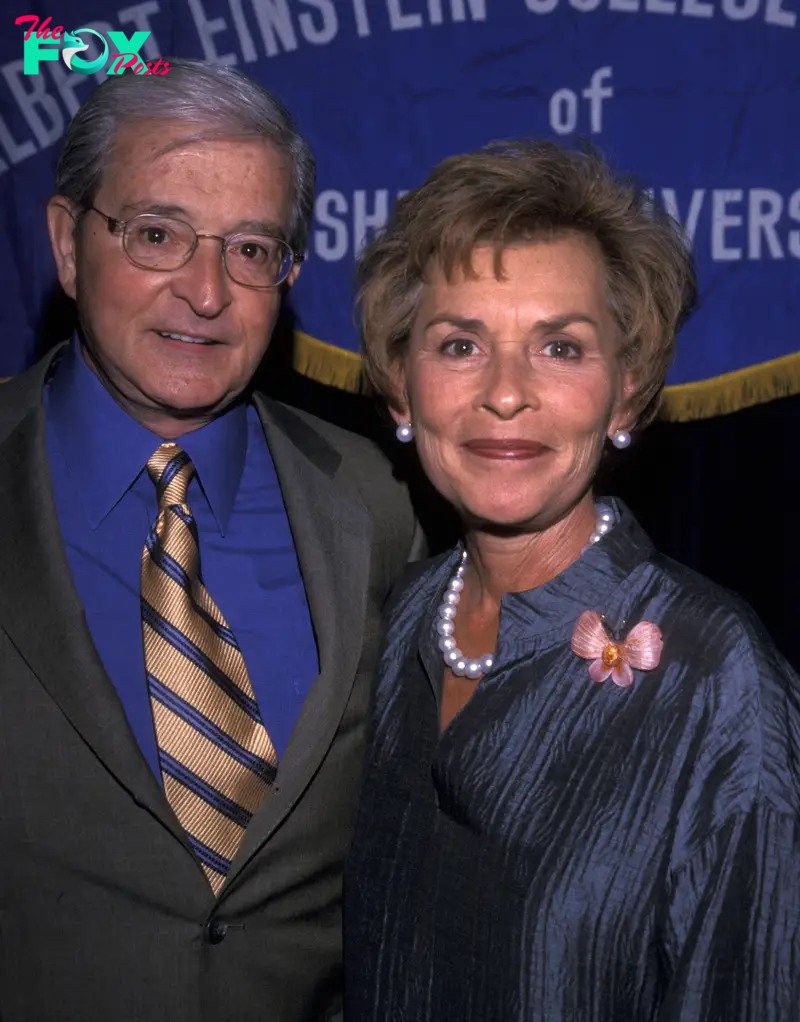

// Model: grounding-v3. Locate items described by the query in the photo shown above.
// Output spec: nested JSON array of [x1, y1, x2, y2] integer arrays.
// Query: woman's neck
[[462, 496, 598, 611]]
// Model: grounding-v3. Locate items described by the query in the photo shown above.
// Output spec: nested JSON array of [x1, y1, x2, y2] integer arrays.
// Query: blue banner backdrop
[[1, 0, 798, 419]]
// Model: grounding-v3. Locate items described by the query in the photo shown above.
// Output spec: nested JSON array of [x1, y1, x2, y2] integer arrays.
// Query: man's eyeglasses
[[86, 205, 303, 289]]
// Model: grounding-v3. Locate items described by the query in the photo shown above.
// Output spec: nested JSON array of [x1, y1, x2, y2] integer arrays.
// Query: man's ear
[[284, 260, 302, 289], [46, 197, 80, 299]]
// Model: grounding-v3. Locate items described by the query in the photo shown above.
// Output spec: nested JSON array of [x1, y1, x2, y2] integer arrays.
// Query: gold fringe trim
[[660, 350, 800, 422], [291, 330, 800, 423], [292, 331, 365, 393]]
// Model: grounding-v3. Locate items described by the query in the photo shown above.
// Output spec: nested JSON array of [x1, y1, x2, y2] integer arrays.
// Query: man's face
[[49, 119, 299, 435]]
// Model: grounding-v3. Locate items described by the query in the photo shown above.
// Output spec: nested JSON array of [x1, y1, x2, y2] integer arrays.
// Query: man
[[0, 59, 420, 1021]]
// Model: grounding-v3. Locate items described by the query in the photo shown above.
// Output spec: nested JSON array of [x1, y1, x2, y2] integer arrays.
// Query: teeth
[[159, 332, 212, 344]]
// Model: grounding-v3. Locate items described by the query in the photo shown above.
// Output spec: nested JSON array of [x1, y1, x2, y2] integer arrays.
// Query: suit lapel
[[0, 369, 192, 847], [0, 365, 375, 887], [225, 395, 374, 882]]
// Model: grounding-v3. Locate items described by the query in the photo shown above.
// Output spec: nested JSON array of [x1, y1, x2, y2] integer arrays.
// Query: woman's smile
[[461, 438, 552, 460]]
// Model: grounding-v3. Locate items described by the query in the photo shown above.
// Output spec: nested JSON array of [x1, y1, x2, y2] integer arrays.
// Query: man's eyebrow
[[117, 202, 287, 238], [229, 218, 287, 238], [118, 201, 187, 218]]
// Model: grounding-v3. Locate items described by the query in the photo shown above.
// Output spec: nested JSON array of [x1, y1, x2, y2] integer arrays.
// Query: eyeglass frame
[[84, 204, 304, 290]]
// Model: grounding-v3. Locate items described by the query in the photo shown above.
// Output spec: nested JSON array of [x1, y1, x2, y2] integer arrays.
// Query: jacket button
[[205, 919, 227, 945]]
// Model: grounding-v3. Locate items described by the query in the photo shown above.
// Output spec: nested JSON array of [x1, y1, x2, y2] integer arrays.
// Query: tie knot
[[147, 443, 195, 509]]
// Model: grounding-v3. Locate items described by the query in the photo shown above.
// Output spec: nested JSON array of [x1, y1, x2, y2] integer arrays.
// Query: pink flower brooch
[[571, 610, 663, 688]]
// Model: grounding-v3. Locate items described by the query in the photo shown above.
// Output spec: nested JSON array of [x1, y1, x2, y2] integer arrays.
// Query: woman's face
[[394, 235, 634, 531]]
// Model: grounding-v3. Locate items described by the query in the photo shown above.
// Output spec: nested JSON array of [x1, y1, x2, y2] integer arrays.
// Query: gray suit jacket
[[0, 350, 420, 1021]]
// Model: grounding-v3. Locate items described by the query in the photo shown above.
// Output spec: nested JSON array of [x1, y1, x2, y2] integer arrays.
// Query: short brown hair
[[357, 139, 696, 428]]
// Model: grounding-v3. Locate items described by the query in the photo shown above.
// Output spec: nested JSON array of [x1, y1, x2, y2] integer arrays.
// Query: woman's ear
[[609, 369, 637, 437], [388, 401, 410, 427], [46, 197, 79, 299], [386, 363, 411, 426]]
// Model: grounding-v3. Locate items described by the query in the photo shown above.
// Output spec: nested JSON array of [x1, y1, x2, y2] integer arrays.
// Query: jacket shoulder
[[278, 401, 393, 469], [263, 398, 419, 554], [0, 359, 51, 442]]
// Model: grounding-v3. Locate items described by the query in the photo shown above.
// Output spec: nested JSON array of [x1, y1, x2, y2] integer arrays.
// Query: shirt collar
[[178, 397, 247, 536], [47, 337, 247, 535]]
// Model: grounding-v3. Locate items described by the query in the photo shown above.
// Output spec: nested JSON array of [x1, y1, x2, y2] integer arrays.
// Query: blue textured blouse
[[344, 502, 800, 1021]]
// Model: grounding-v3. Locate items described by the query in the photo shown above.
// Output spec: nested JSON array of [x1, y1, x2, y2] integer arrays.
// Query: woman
[[343, 141, 800, 1020]]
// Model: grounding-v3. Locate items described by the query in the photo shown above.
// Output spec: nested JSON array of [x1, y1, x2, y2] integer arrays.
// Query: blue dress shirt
[[44, 339, 318, 776]]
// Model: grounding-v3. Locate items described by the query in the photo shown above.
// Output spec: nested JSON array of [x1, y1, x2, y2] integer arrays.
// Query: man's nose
[[169, 236, 232, 317]]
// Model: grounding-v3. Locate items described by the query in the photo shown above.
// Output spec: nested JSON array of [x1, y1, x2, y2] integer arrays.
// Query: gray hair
[[54, 57, 315, 255]]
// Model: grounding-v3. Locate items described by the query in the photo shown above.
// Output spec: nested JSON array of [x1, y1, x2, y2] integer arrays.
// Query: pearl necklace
[[435, 502, 616, 679]]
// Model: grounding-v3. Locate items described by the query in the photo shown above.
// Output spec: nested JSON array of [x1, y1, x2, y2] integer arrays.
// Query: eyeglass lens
[[122, 214, 294, 286]]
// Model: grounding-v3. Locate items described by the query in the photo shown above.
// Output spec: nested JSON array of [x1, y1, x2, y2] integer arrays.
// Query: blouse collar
[[417, 499, 655, 689]]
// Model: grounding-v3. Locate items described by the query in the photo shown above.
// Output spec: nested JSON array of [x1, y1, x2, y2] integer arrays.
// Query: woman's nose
[[480, 349, 538, 418]]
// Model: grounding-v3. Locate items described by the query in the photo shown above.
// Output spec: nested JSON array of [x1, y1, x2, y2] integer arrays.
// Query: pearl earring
[[395, 423, 414, 443], [611, 429, 631, 449]]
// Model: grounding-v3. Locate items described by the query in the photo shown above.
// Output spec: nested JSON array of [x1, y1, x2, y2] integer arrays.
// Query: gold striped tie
[[141, 442, 277, 894]]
